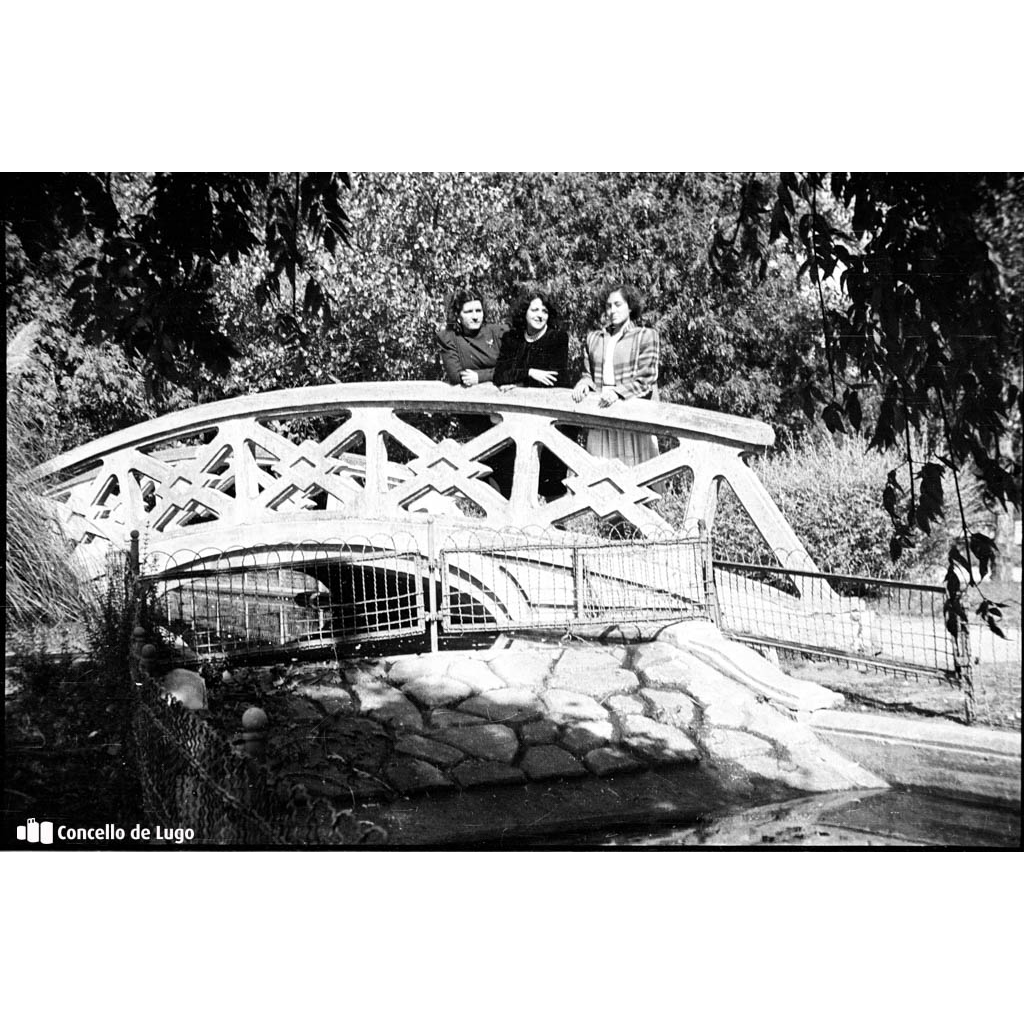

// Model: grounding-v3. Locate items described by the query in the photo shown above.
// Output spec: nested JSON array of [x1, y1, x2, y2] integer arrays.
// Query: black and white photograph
[[3, 4, 1021, 1020], [6, 167, 1020, 850]]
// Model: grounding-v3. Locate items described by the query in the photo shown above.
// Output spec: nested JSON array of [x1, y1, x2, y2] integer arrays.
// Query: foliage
[[5, 172, 351, 407], [712, 173, 1022, 585], [662, 431, 987, 580], [6, 343, 99, 628]]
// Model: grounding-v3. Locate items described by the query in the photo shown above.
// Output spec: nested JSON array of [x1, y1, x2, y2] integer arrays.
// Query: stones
[[605, 694, 647, 719], [230, 665, 279, 689], [561, 720, 616, 755], [620, 715, 700, 764], [487, 649, 557, 689], [394, 734, 465, 768], [659, 618, 844, 711], [584, 747, 644, 777], [160, 668, 207, 710], [668, 651, 755, 711], [520, 720, 560, 745], [385, 757, 454, 793], [543, 689, 609, 724], [387, 655, 449, 687], [431, 724, 519, 763], [430, 709, 488, 730], [701, 728, 777, 762], [630, 641, 683, 675], [351, 678, 423, 732], [552, 647, 623, 677], [285, 663, 340, 686], [458, 689, 545, 725], [453, 761, 525, 788], [402, 677, 474, 708], [521, 745, 588, 781], [294, 683, 355, 715], [444, 659, 507, 693], [641, 689, 700, 732], [548, 661, 640, 702]]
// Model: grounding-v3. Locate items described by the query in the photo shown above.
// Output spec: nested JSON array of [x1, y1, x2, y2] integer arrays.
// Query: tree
[[711, 172, 1022, 633], [5, 172, 351, 409]]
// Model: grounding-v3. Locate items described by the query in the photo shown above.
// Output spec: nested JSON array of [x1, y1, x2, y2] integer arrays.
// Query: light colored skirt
[[586, 427, 659, 465]]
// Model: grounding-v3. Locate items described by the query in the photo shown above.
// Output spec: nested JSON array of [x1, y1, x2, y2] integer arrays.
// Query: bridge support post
[[129, 529, 140, 578]]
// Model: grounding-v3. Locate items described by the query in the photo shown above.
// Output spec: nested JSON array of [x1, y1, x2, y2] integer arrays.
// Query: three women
[[439, 281, 661, 494]]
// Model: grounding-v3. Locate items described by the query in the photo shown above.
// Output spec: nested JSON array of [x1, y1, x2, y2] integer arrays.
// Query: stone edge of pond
[[805, 708, 1022, 807]]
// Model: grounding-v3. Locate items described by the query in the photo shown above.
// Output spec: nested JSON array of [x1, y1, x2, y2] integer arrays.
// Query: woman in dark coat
[[437, 287, 508, 388], [495, 287, 571, 500], [494, 287, 569, 390], [436, 287, 513, 495]]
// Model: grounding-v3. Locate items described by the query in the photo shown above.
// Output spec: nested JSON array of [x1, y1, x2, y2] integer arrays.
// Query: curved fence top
[[29, 381, 774, 482]]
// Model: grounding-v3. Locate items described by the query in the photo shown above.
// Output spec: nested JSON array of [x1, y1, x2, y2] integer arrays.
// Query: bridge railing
[[142, 524, 718, 659], [27, 381, 820, 579]]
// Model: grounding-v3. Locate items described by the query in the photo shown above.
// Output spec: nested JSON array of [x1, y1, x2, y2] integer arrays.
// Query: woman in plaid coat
[[571, 283, 660, 465]]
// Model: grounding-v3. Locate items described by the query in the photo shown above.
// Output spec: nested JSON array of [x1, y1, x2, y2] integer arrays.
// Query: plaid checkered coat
[[579, 320, 660, 399]]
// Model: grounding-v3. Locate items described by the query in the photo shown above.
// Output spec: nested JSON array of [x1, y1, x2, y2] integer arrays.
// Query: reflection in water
[[588, 788, 1021, 848]]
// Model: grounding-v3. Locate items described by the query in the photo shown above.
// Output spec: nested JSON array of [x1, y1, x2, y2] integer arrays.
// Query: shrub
[[660, 431, 987, 581]]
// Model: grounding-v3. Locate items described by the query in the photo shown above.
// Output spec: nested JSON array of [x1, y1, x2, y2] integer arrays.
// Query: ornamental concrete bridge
[[28, 382, 952, 675]]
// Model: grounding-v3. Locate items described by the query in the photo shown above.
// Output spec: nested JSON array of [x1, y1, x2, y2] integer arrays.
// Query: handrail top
[[29, 380, 774, 481]]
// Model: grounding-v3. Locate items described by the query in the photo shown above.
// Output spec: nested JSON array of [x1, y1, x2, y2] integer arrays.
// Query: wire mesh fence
[[129, 672, 384, 845], [440, 526, 714, 633], [146, 538, 428, 657], [712, 559, 967, 679], [142, 524, 717, 656]]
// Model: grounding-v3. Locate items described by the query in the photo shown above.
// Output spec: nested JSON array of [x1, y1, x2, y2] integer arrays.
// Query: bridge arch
[[27, 380, 817, 577]]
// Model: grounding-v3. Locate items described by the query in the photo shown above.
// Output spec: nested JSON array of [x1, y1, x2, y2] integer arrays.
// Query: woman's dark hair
[[599, 282, 644, 321], [511, 286, 560, 333], [448, 287, 488, 331]]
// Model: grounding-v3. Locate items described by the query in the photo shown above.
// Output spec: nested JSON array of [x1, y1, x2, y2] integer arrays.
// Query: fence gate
[[440, 531, 715, 636]]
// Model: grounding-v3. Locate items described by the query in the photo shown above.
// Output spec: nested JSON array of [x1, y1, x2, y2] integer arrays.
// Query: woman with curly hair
[[494, 287, 571, 499], [494, 287, 569, 390], [571, 282, 661, 467]]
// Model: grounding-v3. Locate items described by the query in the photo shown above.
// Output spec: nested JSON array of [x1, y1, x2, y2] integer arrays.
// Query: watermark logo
[[14, 818, 195, 845], [16, 818, 54, 844]]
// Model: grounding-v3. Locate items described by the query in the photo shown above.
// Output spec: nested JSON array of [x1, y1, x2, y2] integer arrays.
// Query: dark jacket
[[437, 322, 508, 384], [493, 327, 570, 388]]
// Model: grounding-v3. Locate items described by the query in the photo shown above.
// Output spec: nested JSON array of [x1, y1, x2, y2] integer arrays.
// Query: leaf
[[821, 402, 845, 433], [843, 388, 863, 431], [968, 532, 998, 579]]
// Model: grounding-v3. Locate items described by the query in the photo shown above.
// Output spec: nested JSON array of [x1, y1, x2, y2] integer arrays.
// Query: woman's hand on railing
[[598, 386, 620, 408], [459, 369, 480, 387], [571, 379, 593, 402], [527, 368, 557, 387]]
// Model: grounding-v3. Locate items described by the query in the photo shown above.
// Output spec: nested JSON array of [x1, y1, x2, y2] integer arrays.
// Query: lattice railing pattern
[[27, 381, 818, 574]]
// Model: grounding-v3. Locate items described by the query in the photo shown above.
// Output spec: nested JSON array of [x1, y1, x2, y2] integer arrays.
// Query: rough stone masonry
[[202, 620, 886, 802]]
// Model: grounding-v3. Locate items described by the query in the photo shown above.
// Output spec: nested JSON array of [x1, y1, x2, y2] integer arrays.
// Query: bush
[[660, 431, 987, 580]]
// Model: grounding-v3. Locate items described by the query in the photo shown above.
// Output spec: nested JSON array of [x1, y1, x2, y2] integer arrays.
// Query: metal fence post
[[426, 517, 439, 653], [698, 519, 722, 627], [572, 545, 585, 622]]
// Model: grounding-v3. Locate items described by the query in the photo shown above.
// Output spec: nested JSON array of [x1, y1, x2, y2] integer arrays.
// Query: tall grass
[[661, 430, 988, 580], [6, 327, 99, 634]]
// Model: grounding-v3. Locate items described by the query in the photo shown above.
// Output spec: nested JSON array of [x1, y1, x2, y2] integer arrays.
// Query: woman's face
[[459, 300, 484, 334], [525, 298, 549, 334], [605, 290, 631, 329]]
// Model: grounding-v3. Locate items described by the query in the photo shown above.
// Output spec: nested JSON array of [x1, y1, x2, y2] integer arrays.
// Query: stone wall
[[213, 621, 885, 805]]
